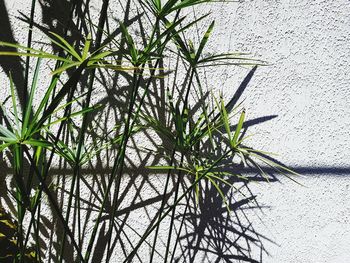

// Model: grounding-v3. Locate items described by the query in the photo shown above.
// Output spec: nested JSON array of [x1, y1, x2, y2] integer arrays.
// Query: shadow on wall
[[1, 1, 349, 262], [0, 0, 27, 109]]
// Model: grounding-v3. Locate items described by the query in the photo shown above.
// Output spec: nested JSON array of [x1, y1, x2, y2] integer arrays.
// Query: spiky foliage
[[0, 0, 299, 262]]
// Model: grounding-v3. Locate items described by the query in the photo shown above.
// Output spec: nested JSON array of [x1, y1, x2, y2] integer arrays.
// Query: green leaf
[[35, 105, 100, 135], [250, 152, 301, 177], [159, 0, 178, 16], [33, 60, 88, 132], [51, 92, 89, 116], [0, 136, 16, 143], [0, 49, 72, 63], [232, 109, 245, 146], [152, 0, 162, 11], [195, 170, 200, 205], [22, 58, 41, 137], [22, 140, 51, 148], [89, 50, 113, 61], [147, 165, 176, 170], [195, 21, 215, 63], [29, 75, 59, 131], [119, 21, 138, 64], [219, 97, 232, 144], [0, 124, 16, 139], [143, 16, 186, 59], [0, 142, 13, 152], [198, 53, 264, 65], [51, 61, 82, 76], [49, 31, 82, 61], [82, 33, 92, 60], [206, 175, 231, 213], [9, 73, 20, 132], [161, 14, 210, 64], [13, 144, 22, 172]]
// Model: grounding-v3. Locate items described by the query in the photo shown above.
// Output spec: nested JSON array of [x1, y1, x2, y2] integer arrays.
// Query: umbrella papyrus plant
[[0, 0, 299, 262]]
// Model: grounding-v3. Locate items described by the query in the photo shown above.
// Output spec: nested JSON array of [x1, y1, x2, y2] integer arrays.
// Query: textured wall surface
[[213, 1, 350, 262], [1, 0, 350, 262]]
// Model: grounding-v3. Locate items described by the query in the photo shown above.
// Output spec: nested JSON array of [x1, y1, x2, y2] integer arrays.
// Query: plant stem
[[23, 0, 36, 105], [23, 147, 86, 262], [58, 0, 110, 259], [149, 67, 195, 262], [86, 12, 181, 262], [169, 182, 191, 262], [123, 149, 232, 263], [105, 69, 140, 262], [21, 0, 82, 251]]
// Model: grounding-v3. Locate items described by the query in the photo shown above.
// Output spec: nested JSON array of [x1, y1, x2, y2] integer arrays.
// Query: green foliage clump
[[0, 0, 299, 262]]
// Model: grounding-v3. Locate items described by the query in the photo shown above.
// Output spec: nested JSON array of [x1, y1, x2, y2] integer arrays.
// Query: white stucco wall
[[204, 1, 350, 262], [1, 0, 350, 262]]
